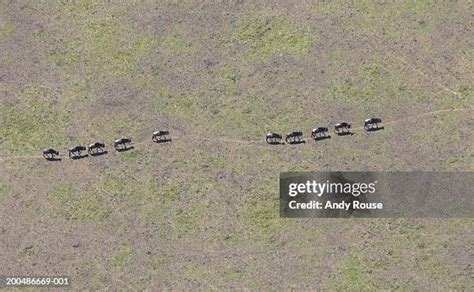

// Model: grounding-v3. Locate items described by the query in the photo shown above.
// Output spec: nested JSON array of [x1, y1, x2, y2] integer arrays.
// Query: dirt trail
[[0, 107, 470, 162]]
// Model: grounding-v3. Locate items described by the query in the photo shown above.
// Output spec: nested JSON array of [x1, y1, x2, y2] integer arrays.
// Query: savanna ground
[[0, 0, 472, 290]]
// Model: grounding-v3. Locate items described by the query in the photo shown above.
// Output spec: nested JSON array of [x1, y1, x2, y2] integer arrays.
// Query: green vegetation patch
[[235, 15, 312, 61], [0, 85, 69, 155], [0, 22, 15, 39], [111, 244, 133, 267], [71, 259, 108, 289], [328, 63, 433, 112], [172, 202, 208, 236], [333, 255, 378, 290], [0, 3, 14, 39], [434, 85, 473, 110], [183, 262, 214, 287], [331, 220, 470, 290], [161, 33, 194, 54], [0, 180, 10, 202], [143, 175, 213, 238], [243, 198, 282, 234], [118, 147, 147, 162], [240, 181, 287, 240], [142, 179, 177, 221], [47, 182, 111, 221], [93, 172, 137, 198], [45, 1, 156, 86], [48, 19, 156, 78], [0, 3, 7, 13]]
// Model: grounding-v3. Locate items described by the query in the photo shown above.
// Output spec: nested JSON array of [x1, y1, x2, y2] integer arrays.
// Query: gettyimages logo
[[280, 172, 473, 218], [288, 180, 377, 197]]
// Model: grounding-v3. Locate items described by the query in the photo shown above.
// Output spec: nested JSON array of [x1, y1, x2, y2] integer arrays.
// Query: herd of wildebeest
[[42, 118, 382, 160], [268, 118, 383, 144], [42, 130, 171, 160]]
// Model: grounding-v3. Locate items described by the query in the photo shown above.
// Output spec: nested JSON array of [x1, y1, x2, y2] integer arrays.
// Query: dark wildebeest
[[88, 142, 106, 154], [68, 145, 87, 158], [114, 138, 132, 150], [43, 148, 59, 160], [311, 127, 329, 139], [364, 118, 382, 131], [334, 122, 351, 134], [285, 131, 304, 144], [266, 132, 282, 144], [152, 130, 170, 143]]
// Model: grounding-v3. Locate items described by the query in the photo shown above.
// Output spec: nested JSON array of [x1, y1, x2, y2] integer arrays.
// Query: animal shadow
[[90, 151, 108, 157], [336, 132, 354, 137], [267, 141, 285, 145], [116, 146, 134, 152], [71, 154, 89, 160], [153, 138, 172, 144], [314, 135, 331, 141], [45, 157, 62, 162], [366, 126, 384, 132]]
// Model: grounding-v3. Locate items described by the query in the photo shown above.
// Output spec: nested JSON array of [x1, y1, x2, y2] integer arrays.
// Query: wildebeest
[[152, 130, 170, 143], [285, 131, 304, 144], [311, 127, 329, 139], [68, 145, 87, 158], [88, 142, 106, 154], [114, 138, 132, 150], [364, 118, 382, 130], [334, 122, 351, 134], [266, 132, 282, 144], [43, 148, 59, 160]]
